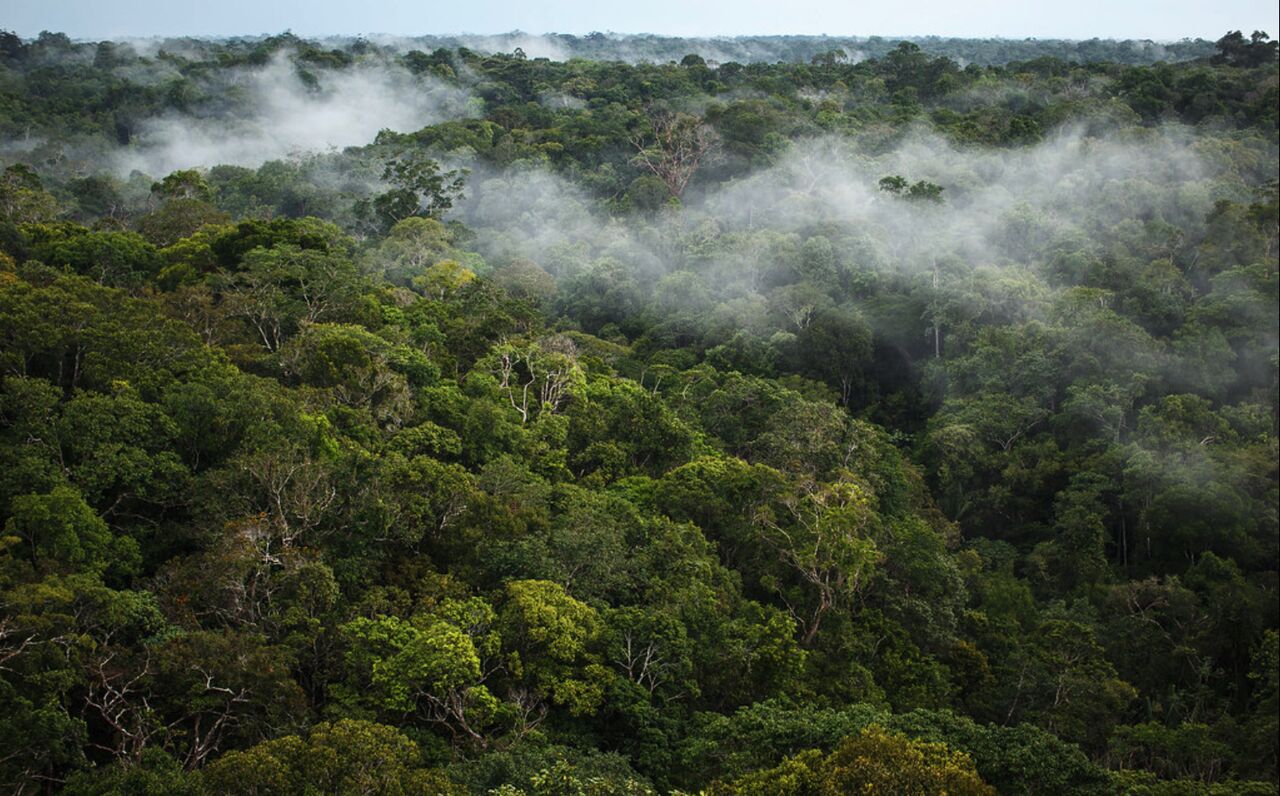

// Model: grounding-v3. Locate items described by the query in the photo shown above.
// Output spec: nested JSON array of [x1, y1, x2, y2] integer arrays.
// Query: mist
[[111, 52, 477, 178], [341, 32, 1214, 66], [453, 125, 1267, 292]]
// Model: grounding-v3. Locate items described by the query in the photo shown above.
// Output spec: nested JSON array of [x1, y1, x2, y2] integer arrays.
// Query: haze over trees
[[0, 24, 1277, 795]]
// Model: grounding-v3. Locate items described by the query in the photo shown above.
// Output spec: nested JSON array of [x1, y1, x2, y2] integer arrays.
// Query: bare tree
[[614, 631, 672, 695], [82, 651, 159, 763], [492, 336, 584, 423], [629, 108, 719, 198]]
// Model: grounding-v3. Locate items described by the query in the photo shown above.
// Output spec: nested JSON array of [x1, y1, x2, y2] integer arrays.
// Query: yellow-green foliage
[[709, 725, 997, 795]]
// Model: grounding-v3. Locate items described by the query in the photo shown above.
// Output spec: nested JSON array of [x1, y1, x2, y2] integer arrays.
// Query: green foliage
[[356, 153, 468, 234], [24, 224, 161, 287], [0, 27, 1275, 796], [500, 580, 608, 716], [879, 174, 945, 202], [201, 719, 463, 795], [707, 724, 996, 795]]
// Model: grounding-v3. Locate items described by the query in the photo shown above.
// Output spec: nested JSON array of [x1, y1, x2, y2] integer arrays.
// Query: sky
[[5, 0, 1277, 41]]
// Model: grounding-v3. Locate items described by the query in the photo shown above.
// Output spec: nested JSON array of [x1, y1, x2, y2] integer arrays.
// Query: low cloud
[[452, 124, 1266, 299], [112, 52, 477, 177]]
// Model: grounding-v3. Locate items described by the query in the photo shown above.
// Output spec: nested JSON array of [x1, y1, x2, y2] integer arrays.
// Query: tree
[[708, 724, 996, 795], [65, 175, 127, 223], [214, 244, 362, 351], [656, 455, 786, 567], [341, 610, 499, 746], [0, 165, 58, 225], [25, 225, 161, 288], [755, 478, 881, 645], [790, 305, 873, 406], [201, 720, 462, 795], [62, 748, 198, 796], [1008, 618, 1137, 751], [879, 175, 945, 203], [1211, 31, 1278, 67], [369, 217, 461, 286], [137, 200, 229, 248], [279, 324, 420, 426], [148, 630, 305, 768], [486, 337, 585, 424], [415, 260, 476, 300], [5, 486, 136, 576], [54, 384, 190, 520], [629, 108, 719, 198], [493, 259, 557, 306], [1242, 630, 1278, 780], [1026, 474, 1112, 594], [499, 580, 608, 717], [359, 153, 467, 233], [360, 453, 475, 553], [624, 175, 672, 213], [150, 170, 212, 203]]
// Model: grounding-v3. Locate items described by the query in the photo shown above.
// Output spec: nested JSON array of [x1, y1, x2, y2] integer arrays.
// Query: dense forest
[[98, 32, 1221, 67], [0, 25, 1277, 795]]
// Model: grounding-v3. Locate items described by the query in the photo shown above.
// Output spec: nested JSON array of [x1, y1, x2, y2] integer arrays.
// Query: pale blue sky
[[6, 0, 1277, 41]]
